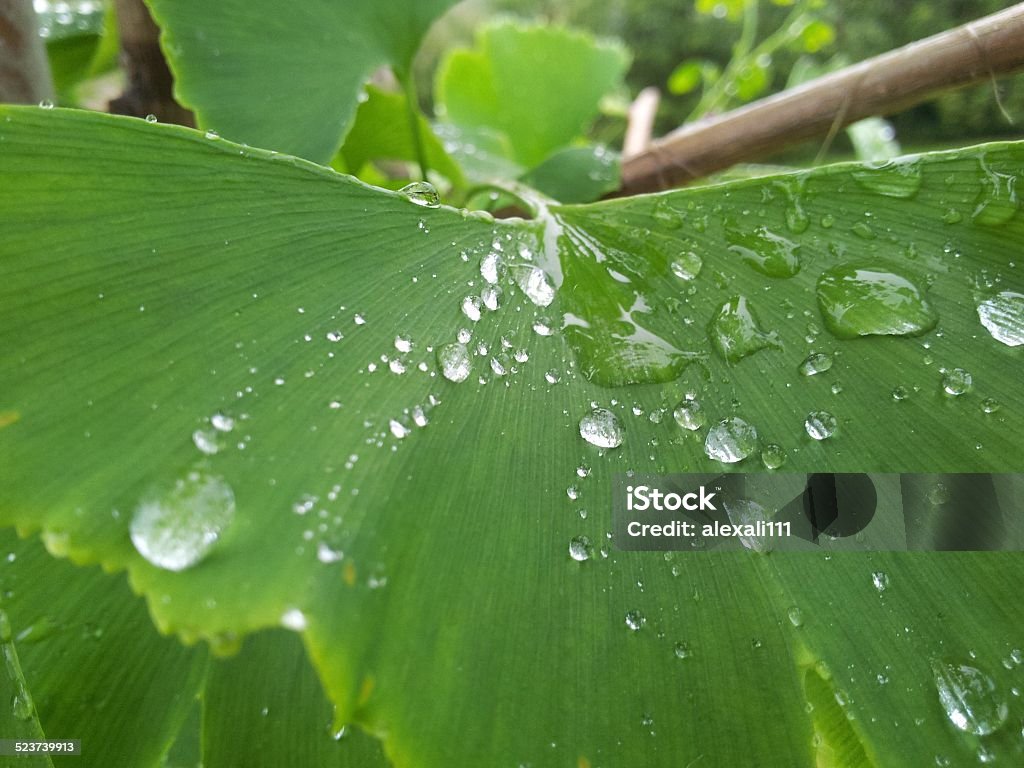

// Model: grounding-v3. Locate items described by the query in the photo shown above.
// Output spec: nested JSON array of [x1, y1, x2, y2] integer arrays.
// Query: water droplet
[[972, 161, 1018, 226], [871, 571, 889, 592], [804, 410, 837, 440], [670, 252, 703, 281], [38, 99, 54, 110], [388, 419, 410, 439], [673, 641, 693, 659], [480, 252, 504, 284], [798, 352, 833, 376], [437, 343, 472, 383], [579, 408, 624, 449], [130, 471, 235, 572], [192, 428, 221, 455], [652, 197, 683, 228], [398, 181, 440, 208], [625, 610, 646, 631], [317, 542, 344, 563], [977, 291, 1024, 346], [11, 689, 33, 720], [204, 129, 219, 140], [672, 398, 705, 431], [816, 263, 938, 339], [981, 398, 1001, 414], [353, 313, 366, 326], [532, 318, 555, 336], [708, 296, 781, 363], [394, 336, 412, 353], [761, 443, 787, 469], [211, 413, 234, 432], [892, 386, 909, 401], [932, 660, 1009, 735], [461, 295, 482, 322], [704, 417, 758, 463], [280, 608, 307, 631], [511, 265, 555, 307], [787, 607, 804, 627], [145, 113, 158, 123], [481, 285, 501, 311], [852, 158, 923, 198], [568, 536, 592, 562], [851, 221, 875, 239], [726, 225, 801, 278], [941, 368, 972, 396]]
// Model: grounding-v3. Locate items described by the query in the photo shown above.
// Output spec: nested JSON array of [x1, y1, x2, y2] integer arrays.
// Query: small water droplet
[[204, 129, 219, 140], [892, 386, 909, 401], [11, 689, 33, 720], [932, 660, 1009, 736], [280, 608, 307, 631], [399, 181, 440, 208], [532, 318, 555, 336], [388, 419, 410, 439], [512, 265, 556, 307], [568, 536, 592, 562], [130, 471, 235, 572], [761, 443, 787, 469], [579, 408, 624, 449], [787, 606, 804, 627], [977, 291, 1024, 346], [972, 161, 1018, 226], [804, 410, 837, 440], [941, 368, 972, 396], [674, 641, 693, 659], [437, 343, 472, 383], [670, 252, 703, 281], [704, 417, 758, 463], [852, 158, 923, 198], [145, 113, 158, 123], [38, 99, 54, 110], [672, 397, 705, 431], [798, 352, 833, 376], [871, 571, 889, 592], [726, 225, 801, 278], [816, 263, 938, 339], [192, 428, 221, 455], [625, 610, 646, 631], [461, 295, 482, 322]]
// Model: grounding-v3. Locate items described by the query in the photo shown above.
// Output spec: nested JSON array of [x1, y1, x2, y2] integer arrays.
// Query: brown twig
[[0, 0, 54, 104], [619, 3, 1024, 195], [622, 86, 660, 159]]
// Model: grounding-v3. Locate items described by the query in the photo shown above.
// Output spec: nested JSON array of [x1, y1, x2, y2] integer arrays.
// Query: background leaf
[[2, 108, 1024, 766], [144, 0, 459, 162], [435, 20, 630, 168], [519, 144, 620, 203]]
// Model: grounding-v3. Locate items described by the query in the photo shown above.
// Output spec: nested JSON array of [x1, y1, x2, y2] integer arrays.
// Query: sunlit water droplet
[[130, 471, 235, 572], [670, 252, 703, 281], [579, 408, 624, 449], [437, 343, 472, 383], [625, 610, 646, 631], [977, 291, 1024, 346], [804, 410, 837, 440], [398, 181, 440, 208], [709, 296, 781, 363], [871, 571, 889, 592], [816, 263, 938, 339], [512, 265, 556, 307], [461, 295, 482, 322], [674, 641, 693, 659], [932, 660, 1009, 736], [280, 608, 308, 632], [798, 352, 833, 376], [568, 535, 592, 562], [192, 428, 221, 455], [211, 413, 234, 432], [941, 368, 972, 396], [480, 252, 504, 284], [704, 417, 758, 463]]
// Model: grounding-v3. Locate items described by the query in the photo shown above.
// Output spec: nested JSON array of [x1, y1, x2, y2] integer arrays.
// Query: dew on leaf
[[704, 417, 758, 463], [816, 263, 938, 339], [851, 158, 923, 198], [670, 252, 703, 281], [579, 408, 624, 449], [674, 641, 693, 659], [804, 410, 837, 440], [981, 398, 1001, 414], [941, 368, 972, 396], [977, 291, 1024, 346], [512, 265, 556, 307], [932, 660, 1009, 736], [192, 428, 221, 455], [708, 295, 781, 363], [787, 607, 804, 627], [568, 536, 592, 562], [130, 470, 235, 572], [761, 443, 787, 469], [871, 571, 889, 592], [672, 398, 705, 431], [972, 161, 1018, 226], [799, 352, 833, 376], [625, 610, 646, 631], [726, 225, 801, 278], [398, 181, 440, 208]]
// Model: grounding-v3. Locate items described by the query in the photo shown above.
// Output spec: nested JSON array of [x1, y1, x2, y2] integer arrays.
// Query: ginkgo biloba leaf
[[144, 0, 458, 163], [435, 21, 630, 168], [1, 107, 1023, 767]]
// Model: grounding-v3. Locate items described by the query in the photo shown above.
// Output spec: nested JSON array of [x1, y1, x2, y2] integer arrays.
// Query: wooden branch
[[620, 3, 1024, 195], [109, 0, 193, 126], [0, 0, 54, 104], [622, 86, 660, 159]]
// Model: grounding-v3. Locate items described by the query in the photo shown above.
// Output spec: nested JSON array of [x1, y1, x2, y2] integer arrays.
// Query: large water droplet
[[399, 181, 440, 208], [816, 263, 938, 339], [670, 252, 703, 281], [726, 226, 801, 278], [569, 536, 592, 562], [130, 471, 235, 572], [977, 291, 1024, 346], [932, 660, 1009, 736], [798, 352, 833, 376], [704, 417, 758, 463], [673, 397, 705, 431], [709, 296, 781, 363], [579, 408, 624, 449], [804, 410, 837, 440], [940, 368, 972, 396], [511, 265, 556, 307], [437, 343, 472, 383], [852, 158, 923, 198], [972, 161, 1018, 226]]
